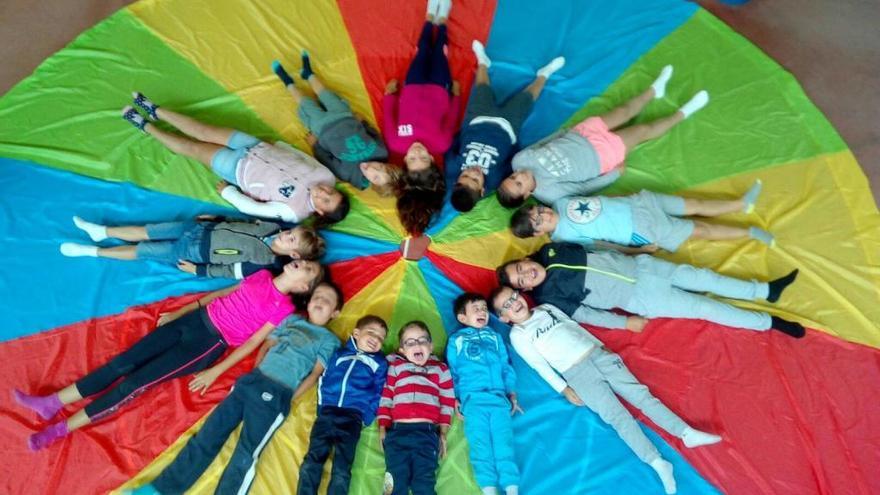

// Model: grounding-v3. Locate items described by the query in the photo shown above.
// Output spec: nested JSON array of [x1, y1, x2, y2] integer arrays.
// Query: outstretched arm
[[593, 240, 659, 255], [188, 322, 276, 394], [219, 184, 298, 223], [157, 284, 239, 326], [291, 360, 326, 402]]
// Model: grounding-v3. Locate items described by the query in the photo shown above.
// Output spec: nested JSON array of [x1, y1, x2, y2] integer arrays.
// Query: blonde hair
[[369, 164, 404, 197]]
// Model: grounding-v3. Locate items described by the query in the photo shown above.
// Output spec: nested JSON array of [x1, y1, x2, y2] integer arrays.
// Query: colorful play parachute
[[1, 0, 879, 494]]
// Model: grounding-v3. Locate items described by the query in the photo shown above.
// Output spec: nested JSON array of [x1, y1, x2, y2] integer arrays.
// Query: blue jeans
[[210, 131, 262, 183], [384, 422, 440, 495], [136, 221, 207, 264]]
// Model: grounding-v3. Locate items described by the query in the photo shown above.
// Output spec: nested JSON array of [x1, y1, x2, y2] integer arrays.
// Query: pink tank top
[[206, 270, 295, 346]]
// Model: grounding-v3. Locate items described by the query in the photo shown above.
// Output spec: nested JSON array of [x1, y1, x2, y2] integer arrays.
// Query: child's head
[[361, 162, 403, 197], [496, 258, 546, 290], [497, 170, 537, 208], [397, 168, 446, 235], [306, 281, 344, 326], [310, 183, 350, 224], [351, 315, 388, 353], [454, 292, 490, 328], [490, 286, 531, 324], [510, 204, 558, 238], [451, 167, 485, 212], [404, 141, 434, 172], [278, 259, 325, 294], [397, 320, 434, 366], [271, 226, 326, 260]]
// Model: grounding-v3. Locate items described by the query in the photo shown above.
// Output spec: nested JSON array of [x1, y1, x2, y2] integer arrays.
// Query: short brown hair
[[296, 226, 326, 260], [398, 320, 432, 344], [356, 314, 388, 333], [370, 165, 404, 197]]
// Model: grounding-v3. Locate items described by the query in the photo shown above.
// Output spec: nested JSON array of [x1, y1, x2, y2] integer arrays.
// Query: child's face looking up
[[456, 299, 489, 328], [493, 287, 530, 324], [271, 227, 305, 257], [352, 322, 387, 353], [399, 325, 433, 366], [307, 284, 340, 326]]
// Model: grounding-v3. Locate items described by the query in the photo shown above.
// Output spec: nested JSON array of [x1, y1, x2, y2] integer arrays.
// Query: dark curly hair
[[396, 165, 446, 235]]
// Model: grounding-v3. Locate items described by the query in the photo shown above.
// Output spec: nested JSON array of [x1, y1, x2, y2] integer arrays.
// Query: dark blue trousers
[[384, 422, 440, 495], [152, 370, 292, 495], [405, 21, 451, 89], [297, 406, 364, 495]]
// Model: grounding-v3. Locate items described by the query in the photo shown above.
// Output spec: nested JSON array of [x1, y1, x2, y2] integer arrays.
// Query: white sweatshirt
[[509, 304, 604, 393]]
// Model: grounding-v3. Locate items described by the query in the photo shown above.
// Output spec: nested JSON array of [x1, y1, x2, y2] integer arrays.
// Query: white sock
[[749, 226, 775, 247], [481, 488, 499, 495], [649, 458, 677, 494], [73, 216, 107, 242], [427, 0, 440, 17], [505, 486, 519, 495], [60, 242, 98, 257], [681, 427, 722, 448], [436, 0, 452, 20], [679, 90, 709, 119], [537, 56, 566, 79], [652, 65, 673, 99], [472, 40, 491, 68]]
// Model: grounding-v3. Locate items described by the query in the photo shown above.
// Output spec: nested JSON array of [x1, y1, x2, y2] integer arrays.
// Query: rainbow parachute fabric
[[1, 1, 880, 494]]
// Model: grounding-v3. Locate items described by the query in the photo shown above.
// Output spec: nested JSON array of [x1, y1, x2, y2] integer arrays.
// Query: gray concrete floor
[[1, 0, 878, 201]]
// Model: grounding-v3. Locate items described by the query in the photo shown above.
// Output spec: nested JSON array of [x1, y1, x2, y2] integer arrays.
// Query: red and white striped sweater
[[377, 354, 456, 428]]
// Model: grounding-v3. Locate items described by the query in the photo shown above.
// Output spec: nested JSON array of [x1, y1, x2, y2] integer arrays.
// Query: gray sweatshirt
[[511, 130, 620, 204], [196, 220, 284, 279]]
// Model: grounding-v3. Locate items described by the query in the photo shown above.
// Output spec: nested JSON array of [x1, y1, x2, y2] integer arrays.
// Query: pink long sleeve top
[[382, 84, 461, 162]]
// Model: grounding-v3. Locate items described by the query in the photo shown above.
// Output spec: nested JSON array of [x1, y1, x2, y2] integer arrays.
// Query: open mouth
[[476, 316, 487, 325], [412, 351, 425, 360]]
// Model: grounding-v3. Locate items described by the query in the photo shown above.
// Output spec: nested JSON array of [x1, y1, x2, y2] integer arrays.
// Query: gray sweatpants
[[627, 255, 772, 330], [562, 347, 689, 464]]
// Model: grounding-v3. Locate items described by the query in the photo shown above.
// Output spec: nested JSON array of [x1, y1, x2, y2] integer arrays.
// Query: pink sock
[[13, 390, 63, 420], [28, 421, 69, 451]]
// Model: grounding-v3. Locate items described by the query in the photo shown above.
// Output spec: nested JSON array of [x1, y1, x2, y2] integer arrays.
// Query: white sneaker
[[383, 472, 394, 495], [436, 0, 452, 20]]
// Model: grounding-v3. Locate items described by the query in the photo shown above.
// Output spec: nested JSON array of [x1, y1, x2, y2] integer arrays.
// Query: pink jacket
[[382, 84, 461, 162]]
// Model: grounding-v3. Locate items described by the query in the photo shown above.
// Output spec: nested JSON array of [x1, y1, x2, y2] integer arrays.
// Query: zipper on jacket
[[337, 358, 358, 407], [546, 262, 636, 284]]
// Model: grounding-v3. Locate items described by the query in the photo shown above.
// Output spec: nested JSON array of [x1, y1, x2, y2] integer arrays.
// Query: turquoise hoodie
[[445, 326, 517, 402]]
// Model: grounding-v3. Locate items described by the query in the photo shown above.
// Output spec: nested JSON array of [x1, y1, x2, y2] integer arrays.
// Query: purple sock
[[13, 389, 63, 420], [28, 421, 68, 451]]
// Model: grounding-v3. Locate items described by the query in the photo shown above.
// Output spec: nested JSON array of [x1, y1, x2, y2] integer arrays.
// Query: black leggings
[[405, 21, 451, 88], [77, 308, 227, 420]]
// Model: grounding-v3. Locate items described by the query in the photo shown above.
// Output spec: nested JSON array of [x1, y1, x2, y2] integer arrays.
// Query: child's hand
[[451, 80, 460, 96], [625, 316, 649, 333], [378, 426, 386, 452], [188, 368, 221, 395], [177, 260, 197, 274], [195, 214, 219, 221], [216, 180, 230, 195], [157, 312, 174, 326], [562, 386, 584, 406], [639, 244, 659, 254], [385, 79, 399, 94], [438, 432, 448, 459], [305, 133, 318, 146], [508, 393, 524, 416], [454, 400, 464, 420]]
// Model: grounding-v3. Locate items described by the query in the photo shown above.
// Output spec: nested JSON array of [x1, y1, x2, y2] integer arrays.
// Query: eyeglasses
[[402, 337, 432, 348], [499, 291, 520, 314]]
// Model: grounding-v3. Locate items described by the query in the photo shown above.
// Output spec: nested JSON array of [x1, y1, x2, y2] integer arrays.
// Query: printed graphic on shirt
[[533, 309, 562, 338], [397, 124, 414, 137], [453, 332, 501, 361], [461, 142, 500, 174], [565, 197, 602, 224], [261, 392, 274, 401], [536, 148, 573, 177], [278, 184, 295, 198], [340, 135, 378, 162]]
